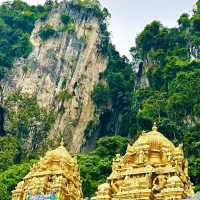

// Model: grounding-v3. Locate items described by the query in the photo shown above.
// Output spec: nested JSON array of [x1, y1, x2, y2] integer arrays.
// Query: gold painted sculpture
[[12, 139, 83, 200], [92, 123, 194, 200]]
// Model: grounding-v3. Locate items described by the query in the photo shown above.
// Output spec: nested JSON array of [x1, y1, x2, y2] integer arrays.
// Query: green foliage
[[0, 136, 18, 171], [79, 154, 110, 197], [136, 91, 167, 127], [66, 22, 76, 32], [56, 90, 72, 102], [0, 183, 8, 200], [167, 69, 200, 122], [0, 161, 35, 200], [95, 136, 129, 157], [136, 21, 162, 55], [93, 45, 136, 137], [97, 22, 110, 55], [78, 136, 129, 198], [39, 24, 56, 41], [60, 21, 76, 33], [60, 12, 76, 33], [192, 14, 200, 32], [69, 0, 102, 17], [0, 0, 55, 79], [4, 91, 55, 158], [184, 125, 200, 191], [0, 0, 34, 79], [92, 82, 111, 109], [61, 13, 71, 24], [178, 13, 190, 30]]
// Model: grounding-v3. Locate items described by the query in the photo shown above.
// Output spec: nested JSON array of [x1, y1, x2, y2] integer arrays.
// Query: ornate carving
[[12, 141, 83, 200], [152, 175, 167, 192], [92, 123, 194, 200], [138, 150, 145, 164]]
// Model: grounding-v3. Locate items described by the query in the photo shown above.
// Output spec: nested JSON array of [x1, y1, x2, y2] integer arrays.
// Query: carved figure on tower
[[91, 122, 194, 200]]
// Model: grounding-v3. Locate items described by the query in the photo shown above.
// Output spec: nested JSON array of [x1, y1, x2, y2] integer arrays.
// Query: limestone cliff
[[3, 2, 107, 153]]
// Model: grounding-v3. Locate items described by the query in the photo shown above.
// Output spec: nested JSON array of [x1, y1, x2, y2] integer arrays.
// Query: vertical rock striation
[[4, 2, 107, 153]]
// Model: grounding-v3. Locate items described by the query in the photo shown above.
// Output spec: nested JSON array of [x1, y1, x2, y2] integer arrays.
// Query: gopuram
[[12, 140, 83, 200], [92, 123, 194, 200]]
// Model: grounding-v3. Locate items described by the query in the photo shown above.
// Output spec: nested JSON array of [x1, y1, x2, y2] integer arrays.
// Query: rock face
[[136, 62, 150, 88], [3, 2, 107, 153]]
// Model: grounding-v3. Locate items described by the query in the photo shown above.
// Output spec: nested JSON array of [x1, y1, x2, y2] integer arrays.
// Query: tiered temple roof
[[12, 140, 83, 200], [92, 123, 194, 200]]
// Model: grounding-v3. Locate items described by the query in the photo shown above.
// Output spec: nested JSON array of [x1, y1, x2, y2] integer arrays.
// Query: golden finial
[[152, 122, 158, 131], [141, 130, 146, 135], [60, 137, 64, 147]]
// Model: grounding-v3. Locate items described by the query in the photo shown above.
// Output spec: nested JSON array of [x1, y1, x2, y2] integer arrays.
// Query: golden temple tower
[[12, 140, 83, 200], [92, 123, 194, 200]]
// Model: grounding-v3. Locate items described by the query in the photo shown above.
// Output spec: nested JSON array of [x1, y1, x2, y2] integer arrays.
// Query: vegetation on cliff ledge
[[0, 0, 57, 80]]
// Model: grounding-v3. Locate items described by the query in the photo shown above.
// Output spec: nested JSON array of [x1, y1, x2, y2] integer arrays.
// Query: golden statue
[[12, 139, 83, 200], [92, 123, 194, 200]]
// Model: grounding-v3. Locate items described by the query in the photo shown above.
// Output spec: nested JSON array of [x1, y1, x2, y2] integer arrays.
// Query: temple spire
[[60, 136, 64, 147], [152, 122, 158, 131], [12, 135, 83, 200]]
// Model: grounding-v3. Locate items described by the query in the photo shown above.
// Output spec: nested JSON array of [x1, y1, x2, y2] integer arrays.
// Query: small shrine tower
[[12, 140, 83, 200], [92, 123, 194, 200]]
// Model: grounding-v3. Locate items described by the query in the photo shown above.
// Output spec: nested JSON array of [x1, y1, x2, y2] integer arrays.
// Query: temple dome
[[45, 144, 73, 162], [91, 122, 194, 200], [134, 123, 175, 151], [12, 139, 83, 200]]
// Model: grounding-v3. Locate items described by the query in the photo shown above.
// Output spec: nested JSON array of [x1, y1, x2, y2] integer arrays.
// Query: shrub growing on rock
[[39, 24, 56, 41], [61, 13, 71, 24]]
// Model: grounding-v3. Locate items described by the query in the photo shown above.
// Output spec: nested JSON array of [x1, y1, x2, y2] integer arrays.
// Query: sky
[[0, 0, 197, 58]]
